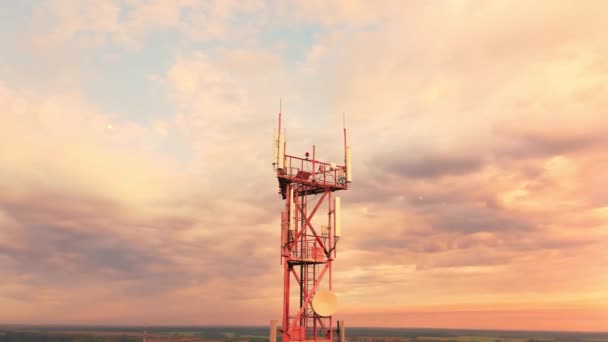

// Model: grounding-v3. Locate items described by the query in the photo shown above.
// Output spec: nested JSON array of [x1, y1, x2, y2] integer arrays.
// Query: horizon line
[[1, 323, 606, 334]]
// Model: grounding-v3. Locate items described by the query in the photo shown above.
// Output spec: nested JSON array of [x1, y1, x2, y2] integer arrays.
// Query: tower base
[[269, 320, 346, 342]]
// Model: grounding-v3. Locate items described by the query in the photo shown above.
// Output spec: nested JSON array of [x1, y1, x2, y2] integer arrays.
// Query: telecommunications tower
[[270, 108, 352, 342]]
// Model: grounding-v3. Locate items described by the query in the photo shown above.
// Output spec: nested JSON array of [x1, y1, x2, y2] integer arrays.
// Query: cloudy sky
[[1, 0, 607, 332]]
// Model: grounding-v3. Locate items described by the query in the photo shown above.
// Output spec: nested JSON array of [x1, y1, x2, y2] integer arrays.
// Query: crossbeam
[[288, 263, 329, 334], [290, 190, 328, 251]]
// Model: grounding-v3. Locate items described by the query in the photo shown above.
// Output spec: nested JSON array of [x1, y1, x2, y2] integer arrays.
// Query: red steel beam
[[288, 263, 329, 334], [290, 190, 328, 250], [290, 267, 327, 332]]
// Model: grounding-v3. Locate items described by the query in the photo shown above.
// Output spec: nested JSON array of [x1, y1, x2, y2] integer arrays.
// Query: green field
[[0, 326, 606, 342]]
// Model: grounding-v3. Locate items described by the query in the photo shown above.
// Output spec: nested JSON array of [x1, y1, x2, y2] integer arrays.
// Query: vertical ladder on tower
[[306, 264, 316, 328]]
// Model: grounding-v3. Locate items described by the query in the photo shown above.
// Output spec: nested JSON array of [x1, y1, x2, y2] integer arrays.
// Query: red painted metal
[[274, 111, 350, 342]]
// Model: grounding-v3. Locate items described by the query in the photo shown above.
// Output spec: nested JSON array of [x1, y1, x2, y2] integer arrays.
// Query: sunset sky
[[1, 0, 607, 332]]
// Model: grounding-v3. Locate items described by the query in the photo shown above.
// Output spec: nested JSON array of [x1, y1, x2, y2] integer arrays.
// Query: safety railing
[[289, 236, 331, 261], [280, 155, 347, 188]]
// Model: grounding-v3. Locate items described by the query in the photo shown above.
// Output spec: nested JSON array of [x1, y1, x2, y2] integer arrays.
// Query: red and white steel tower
[[270, 109, 352, 342]]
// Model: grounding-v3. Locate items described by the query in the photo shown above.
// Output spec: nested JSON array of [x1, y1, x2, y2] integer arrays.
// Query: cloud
[[305, 2, 608, 323], [493, 115, 608, 160], [0, 81, 282, 323], [221, 49, 283, 77], [26, 0, 268, 51], [280, 1, 399, 28], [376, 150, 484, 180]]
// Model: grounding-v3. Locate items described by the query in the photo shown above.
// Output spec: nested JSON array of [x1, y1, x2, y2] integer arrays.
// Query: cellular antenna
[[343, 112, 347, 161], [270, 108, 351, 342], [343, 113, 352, 183], [273, 98, 288, 169]]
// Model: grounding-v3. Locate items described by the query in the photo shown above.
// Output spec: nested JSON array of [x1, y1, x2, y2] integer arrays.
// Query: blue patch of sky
[[83, 31, 175, 123], [0, 0, 192, 164], [264, 23, 382, 128], [181, 16, 330, 130], [0, 1, 43, 85], [0, 1, 35, 31], [184, 12, 324, 66], [245, 23, 330, 128], [83, 28, 195, 164], [261, 25, 324, 66]]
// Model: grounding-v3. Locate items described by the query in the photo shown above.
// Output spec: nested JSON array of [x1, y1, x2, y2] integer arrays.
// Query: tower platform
[[277, 155, 347, 199]]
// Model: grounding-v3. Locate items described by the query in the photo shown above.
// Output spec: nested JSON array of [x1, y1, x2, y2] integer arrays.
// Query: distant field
[[352, 335, 532, 342], [0, 326, 606, 342], [415, 336, 530, 342]]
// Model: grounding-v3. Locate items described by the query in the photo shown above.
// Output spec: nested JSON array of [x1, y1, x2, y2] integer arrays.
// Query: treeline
[[0, 332, 141, 342]]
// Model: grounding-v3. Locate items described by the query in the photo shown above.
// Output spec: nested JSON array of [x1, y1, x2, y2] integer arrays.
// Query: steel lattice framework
[[272, 111, 351, 342]]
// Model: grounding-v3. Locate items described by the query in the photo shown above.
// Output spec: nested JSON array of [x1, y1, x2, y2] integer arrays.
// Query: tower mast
[[271, 108, 352, 342]]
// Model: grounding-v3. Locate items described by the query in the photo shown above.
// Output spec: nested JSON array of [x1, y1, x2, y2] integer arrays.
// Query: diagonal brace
[[290, 190, 328, 252], [288, 263, 329, 334]]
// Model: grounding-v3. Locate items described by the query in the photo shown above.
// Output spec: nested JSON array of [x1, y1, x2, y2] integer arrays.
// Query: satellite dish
[[311, 289, 337, 317]]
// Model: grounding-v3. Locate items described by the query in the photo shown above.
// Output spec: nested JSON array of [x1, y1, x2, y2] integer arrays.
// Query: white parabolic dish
[[311, 289, 337, 317]]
